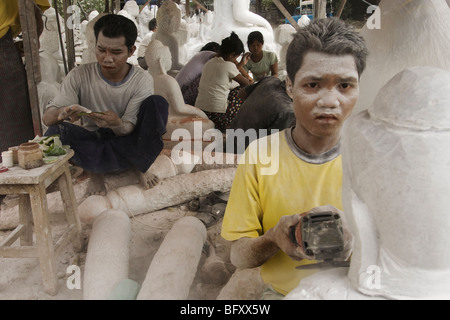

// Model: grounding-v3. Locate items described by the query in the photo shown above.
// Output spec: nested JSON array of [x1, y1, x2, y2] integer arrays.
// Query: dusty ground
[[0, 165, 239, 300], [0, 200, 234, 300]]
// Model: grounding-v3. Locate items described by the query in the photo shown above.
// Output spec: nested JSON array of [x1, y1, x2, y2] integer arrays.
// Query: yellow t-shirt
[[221, 128, 343, 296], [0, 0, 50, 39]]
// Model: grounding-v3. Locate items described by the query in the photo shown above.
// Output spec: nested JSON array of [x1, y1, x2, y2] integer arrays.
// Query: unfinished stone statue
[[38, 51, 62, 132], [88, 10, 99, 21], [39, 7, 65, 74], [137, 5, 154, 38], [285, 66, 450, 300], [199, 10, 214, 43], [175, 19, 190, 65], [145, 40, 214, 140], [355, 0, 450, 114], [81, 13, 107, 64], [212, 0, 275, 52], [274, 24, 296, 81], [118, 1, 140, 34], [153, 0, 185, 71]]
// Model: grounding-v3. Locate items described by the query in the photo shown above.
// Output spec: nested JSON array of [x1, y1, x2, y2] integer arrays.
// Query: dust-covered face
[[95, 31, 135, 81], [286, 51, 359, 143]]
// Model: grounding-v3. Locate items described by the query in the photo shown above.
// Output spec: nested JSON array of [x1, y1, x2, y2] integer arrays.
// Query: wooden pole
[[193, 0, 208, 12], [63, 0, 76, 72], [272, 0, 300, 31], [140, 0, 152, 13], [314, 0, 327, 19], [186, 0, 190, 16], [336, 0, 347, 18], [52, 0, 68, 75], [18, 0, 42, 137]]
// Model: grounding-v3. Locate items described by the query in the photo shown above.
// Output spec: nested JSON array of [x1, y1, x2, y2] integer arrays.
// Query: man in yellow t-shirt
[[221, 18, 369, 298], [0, 0, 50, 152]]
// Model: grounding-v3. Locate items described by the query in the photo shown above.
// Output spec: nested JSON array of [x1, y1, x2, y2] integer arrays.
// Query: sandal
[[188, 191, 229, 212], [188, 191, 229, 227], [195, 203, 227, 228]]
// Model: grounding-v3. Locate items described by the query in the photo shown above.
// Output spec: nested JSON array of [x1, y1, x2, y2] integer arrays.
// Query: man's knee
[[140, 95, 169, 122]]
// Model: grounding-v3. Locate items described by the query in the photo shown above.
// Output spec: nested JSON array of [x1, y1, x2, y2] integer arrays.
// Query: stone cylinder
[[137, 216, 206, 300], [83, 209, 131, 300]]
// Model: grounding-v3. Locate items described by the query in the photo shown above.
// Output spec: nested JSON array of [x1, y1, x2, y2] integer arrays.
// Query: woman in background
[[195, 33, 250, 132], [242, 31, 278, 82], [238, 31, 279, 100]]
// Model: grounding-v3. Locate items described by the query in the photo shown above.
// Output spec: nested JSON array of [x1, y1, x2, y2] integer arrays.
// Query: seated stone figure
[[145, 40, 214, 139], [212, 0, 275, 52], [285, 66, 450, 300]]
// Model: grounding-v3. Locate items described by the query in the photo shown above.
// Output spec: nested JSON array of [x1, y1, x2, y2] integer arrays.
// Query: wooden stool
[[0, 149, 82, 296]]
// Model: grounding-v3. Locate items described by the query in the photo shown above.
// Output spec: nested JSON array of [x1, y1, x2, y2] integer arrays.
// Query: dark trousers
[[45, 95, 169, 174], [0, 29, 35, 152]]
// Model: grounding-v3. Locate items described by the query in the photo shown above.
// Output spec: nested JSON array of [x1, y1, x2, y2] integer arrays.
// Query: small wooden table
[[0, 149, 82, 296]]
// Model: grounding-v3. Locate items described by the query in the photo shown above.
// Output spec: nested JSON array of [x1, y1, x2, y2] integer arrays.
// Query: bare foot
[[136, 168, 160, 190], [86, 173, 107, 196]]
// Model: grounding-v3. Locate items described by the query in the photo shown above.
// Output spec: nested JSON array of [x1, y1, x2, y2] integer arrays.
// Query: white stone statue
[[38, 7, 64, 131], [274, 24, 296, 81], [39, 7, 65, 76], [298, 14, 310, 28], [145, 40, 214, 139], [153, 0, 185, 71], [354, 0, 450, 114], [212, 0, 275, 52], [285, 66, 450, 300], [199, 10, 214, 43], [175, 19, 190, 65], [118, 1, 140, 34], [38, 51, 62, 133], [185, 15, 199, 40], [88, 10, 99, 21], [81, 13, 107, 64], [137, 5, 154, 38]]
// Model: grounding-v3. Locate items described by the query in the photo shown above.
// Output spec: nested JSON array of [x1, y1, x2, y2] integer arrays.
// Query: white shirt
[[195, 57, 240, 113], [137, 31, 154, 58]]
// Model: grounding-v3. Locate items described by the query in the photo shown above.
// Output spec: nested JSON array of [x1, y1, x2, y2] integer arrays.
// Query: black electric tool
[[290, 211, 349, 269]]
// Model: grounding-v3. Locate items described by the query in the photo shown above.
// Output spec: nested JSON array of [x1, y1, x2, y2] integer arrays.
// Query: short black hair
[[201, 42, 220, 52], [219, 32, 244, 57], [286, 18, 368, 81], [94, 14, 137, 50], [149, 18, 157, 31], [247, 31, 264, 46]]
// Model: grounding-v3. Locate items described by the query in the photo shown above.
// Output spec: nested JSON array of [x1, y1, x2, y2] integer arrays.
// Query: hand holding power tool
[[291, 205, 353, 269]]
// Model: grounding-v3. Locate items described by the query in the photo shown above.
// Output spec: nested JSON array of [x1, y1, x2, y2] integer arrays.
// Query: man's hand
[[299, 205, 354, 261], [265, 214, 312, 261], [57, 104, 91, 123], [86, 110, 122, 128]]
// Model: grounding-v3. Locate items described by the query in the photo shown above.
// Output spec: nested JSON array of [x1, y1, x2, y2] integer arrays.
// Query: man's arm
[[87, 111, 135, 136], [42, 104, 90, 126], [230, 214, 309, 269], [43, 105, 135, 136]]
